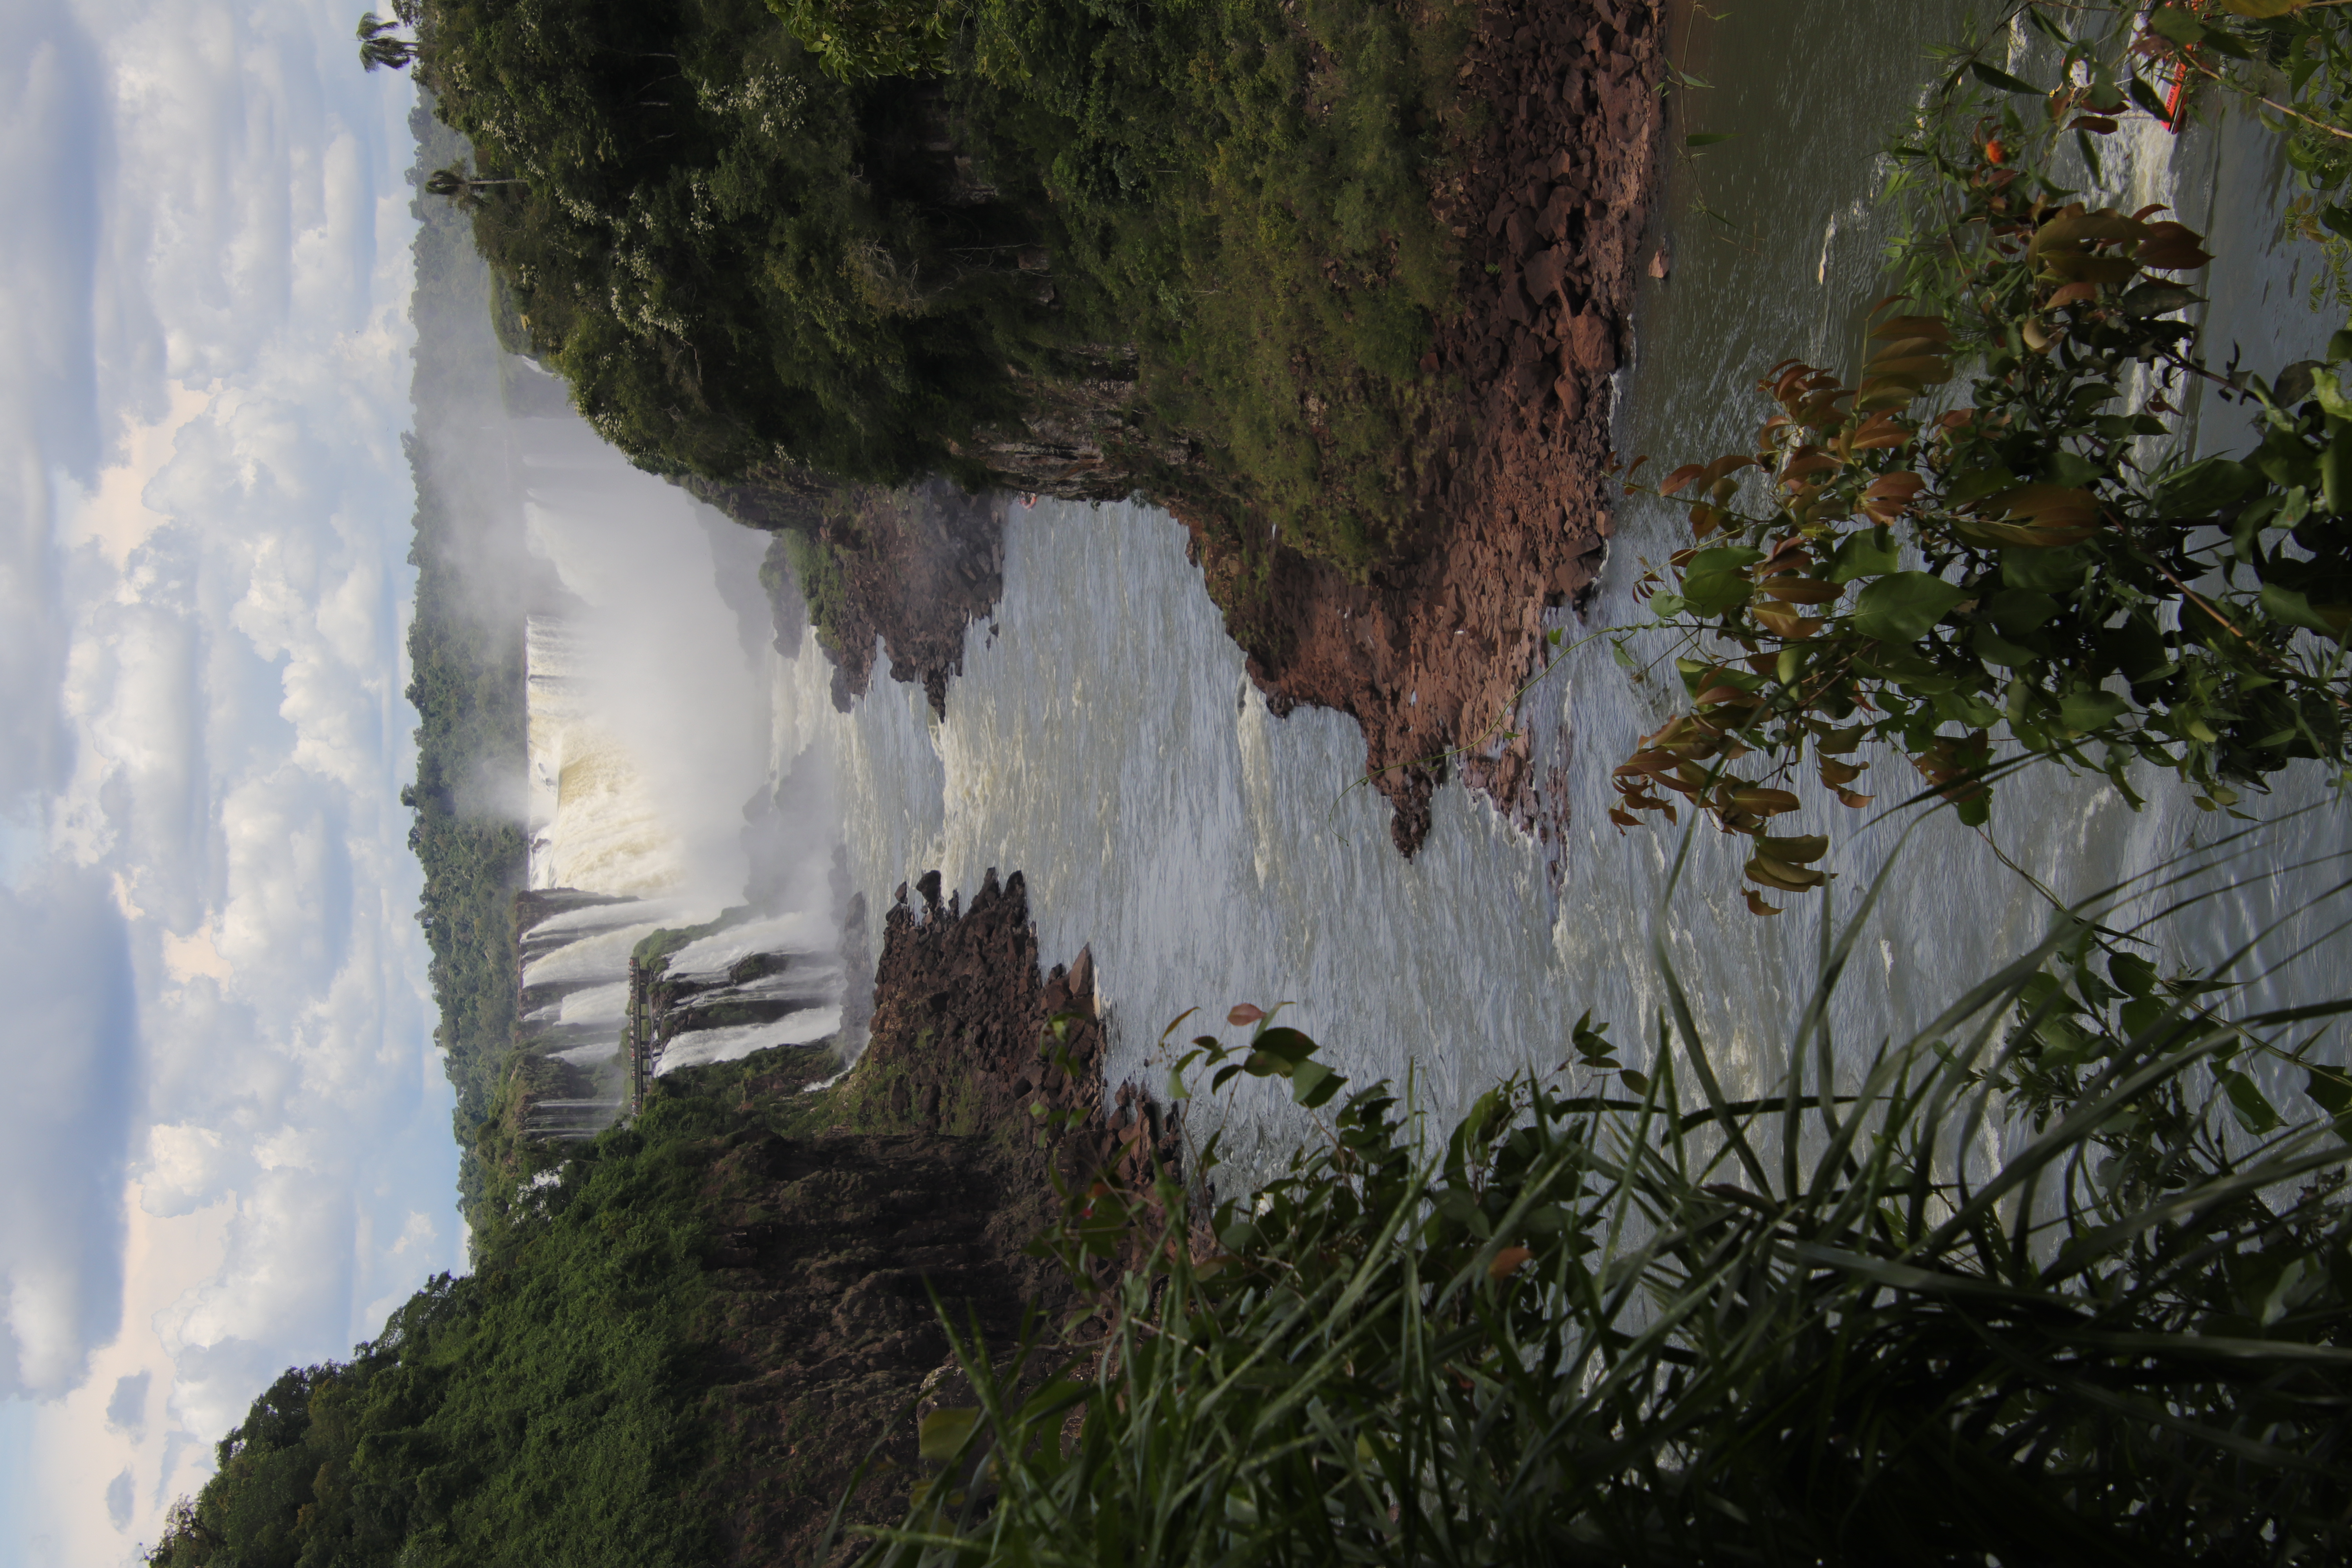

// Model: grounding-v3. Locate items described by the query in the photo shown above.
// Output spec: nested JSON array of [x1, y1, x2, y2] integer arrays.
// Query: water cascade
[[503, 416, 847, 1130]]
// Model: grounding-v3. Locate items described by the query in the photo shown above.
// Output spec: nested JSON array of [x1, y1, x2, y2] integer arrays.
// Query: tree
[[1613, 100, 2352, 914], [356, 11, 418, 72], [385, 0, 1464, 555], [421, 164, 525, 210]]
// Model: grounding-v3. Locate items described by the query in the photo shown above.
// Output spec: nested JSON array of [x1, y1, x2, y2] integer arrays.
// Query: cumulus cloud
[[0, 873, 138, 1399], [103, 1371, 150, 1440], [0, 0, 465, 1557], [0, 0, 108, 807]]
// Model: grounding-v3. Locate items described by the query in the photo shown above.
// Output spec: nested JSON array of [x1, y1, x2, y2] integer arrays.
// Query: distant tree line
[[400, 97, 531, 1223]]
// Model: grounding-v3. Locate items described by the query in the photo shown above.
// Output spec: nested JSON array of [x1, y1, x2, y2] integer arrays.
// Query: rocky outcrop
[[694, 473, 1007, 718], [689, 0, 1665, 856], [674, 867, 1174, 1566], [860, 867, 1174, 1203], [1191, 0, 1664, 855]]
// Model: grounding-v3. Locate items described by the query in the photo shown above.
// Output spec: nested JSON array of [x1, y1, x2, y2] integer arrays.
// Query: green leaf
[[2128, 74, 2174, 123], [1851, 572, 1964, 642], [1018, 1380, 1092, 1424], [1945, 466, 2020, 508], [2000, 547, 2087, 592], [2307, 1065, 2352, 1141], [2058, 689, 2127, 733], [2155, 457, 2261, 517], [2259, 581, 2350, 638], [1974, 625, 2036, 668], [2147, 5, 2208, 45], [2119, 282, 2201, 318], [919, 1408, 980, 1464], [2040, 450, 2101, 488], [1988, 588, 2060, 635], [1245, 1026, 1318, 1077], [2310, 367, 2352, 420], [1826, 526, 1902, 583], [2217, 1068, 2282, 1134], [1968, 60, 2040, 94], [2109, 951, 2159, 1000], [1290, 1058, 1347, 1109], [1681, 571, 1755, 615]]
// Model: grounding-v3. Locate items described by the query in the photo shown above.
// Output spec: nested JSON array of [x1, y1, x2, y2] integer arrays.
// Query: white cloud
[[0, 0, 465, 1560], [0, 872, 138, 1400]]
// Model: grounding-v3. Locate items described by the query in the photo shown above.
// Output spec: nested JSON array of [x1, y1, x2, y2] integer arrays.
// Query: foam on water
[[666, 913, 831, 975], [652, 1007, 844, 1076]]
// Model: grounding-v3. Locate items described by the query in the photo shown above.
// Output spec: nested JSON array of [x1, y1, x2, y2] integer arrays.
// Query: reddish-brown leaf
[[2136, 221, 2212, 270], [1659, 462, 1708, 496], [1868, 314, 1951, 341], [1759, 577, 1843, 604]]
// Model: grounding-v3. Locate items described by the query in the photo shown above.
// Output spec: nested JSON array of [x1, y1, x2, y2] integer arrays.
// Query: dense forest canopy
[[392, 0, 1467, 570], [138, 1087, 738, 1568]]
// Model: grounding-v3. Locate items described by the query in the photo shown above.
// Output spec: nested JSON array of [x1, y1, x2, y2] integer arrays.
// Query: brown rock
[[1567, 309, 1616, 374], [1174, 0, 1666, 857]]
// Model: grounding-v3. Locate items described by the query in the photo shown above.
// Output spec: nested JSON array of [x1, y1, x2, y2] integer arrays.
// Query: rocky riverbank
[[1201, 0, 1664, 854], [693, 0, 1665, 855]]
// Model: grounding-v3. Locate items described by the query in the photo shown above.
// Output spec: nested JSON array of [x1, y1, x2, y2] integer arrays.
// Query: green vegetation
[[1991, 2, 2352, 310], [873, 859, 2352, 1564], [142, 1086, 748, 1568], [380, 0, 1468, 578], [1614, 75, 2352, 913], [630, 907, 748, 976], [770, 528, 848, 651], [144, 842, 2352, 1566], [399, 98, 532, 1218]]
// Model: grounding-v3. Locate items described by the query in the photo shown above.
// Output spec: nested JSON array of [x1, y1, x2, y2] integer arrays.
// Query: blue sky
[[0, 0, 461, 1560]]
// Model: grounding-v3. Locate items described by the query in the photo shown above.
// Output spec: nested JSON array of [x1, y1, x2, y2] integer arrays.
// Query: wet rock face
[[1195, 0, 1664, 858], [692, 472, 1007, 719]]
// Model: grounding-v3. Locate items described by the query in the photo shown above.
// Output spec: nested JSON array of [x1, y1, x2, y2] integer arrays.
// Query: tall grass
[[849, 829, 2352, 1565]]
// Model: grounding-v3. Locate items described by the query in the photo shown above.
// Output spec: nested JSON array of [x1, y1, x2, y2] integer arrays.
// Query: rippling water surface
[[776, 6, 2352, 1176]]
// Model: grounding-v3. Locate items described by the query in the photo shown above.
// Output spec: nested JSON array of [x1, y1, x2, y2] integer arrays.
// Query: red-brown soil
[[1198, 0, 1664, 853]]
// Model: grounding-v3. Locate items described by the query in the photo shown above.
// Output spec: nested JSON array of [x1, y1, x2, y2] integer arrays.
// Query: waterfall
[[499, 415, 848, 1119]]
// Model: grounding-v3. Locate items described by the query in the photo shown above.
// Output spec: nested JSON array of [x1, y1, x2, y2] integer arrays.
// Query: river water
[[496, 4, 2350, 1175], [769, 6, 2352, 1177]]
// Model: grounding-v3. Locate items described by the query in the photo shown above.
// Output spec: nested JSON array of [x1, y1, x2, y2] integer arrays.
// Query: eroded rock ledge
[[682, 866, 1174, 1565], [691, 472, 1006, 717]]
